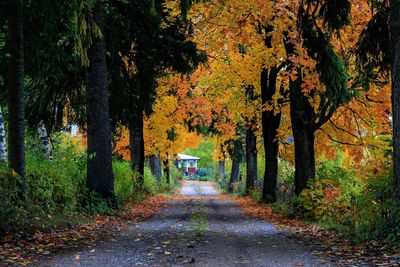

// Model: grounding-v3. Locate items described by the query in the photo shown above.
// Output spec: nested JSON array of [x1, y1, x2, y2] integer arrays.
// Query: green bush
[[113, 161, 137, 205], [79, 189, 115, 215], [0, 131, 188, 235], [249, 187, 262, 202], [143, 166, 160, 195], [169, 166, 183, 186], [351, 171, 394, 240], [26, 149, 86, 214], [294, 179, 350, 222], [143, 165, 181, 196], [0, 133, 89, 234], [0, 165, 23, 235], [232, 179, 246, 196], [217, 174, 229, 191], [288, 156, 399, 242], [276, 159, 295, 202]]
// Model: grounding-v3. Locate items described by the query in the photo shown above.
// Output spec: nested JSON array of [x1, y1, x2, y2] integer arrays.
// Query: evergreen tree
[[7, 0, 26, 198], [107, 0, 205, 184], [85, 2, 114, 200], [289, 0, 352, 195]]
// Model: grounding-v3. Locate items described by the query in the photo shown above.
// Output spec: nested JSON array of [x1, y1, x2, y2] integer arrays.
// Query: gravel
[[37, 181, 330, 267]]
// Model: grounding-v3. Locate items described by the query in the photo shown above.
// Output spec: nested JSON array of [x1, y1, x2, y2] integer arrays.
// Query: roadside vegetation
[[0, 132, 181, 236], [217, 145, 397, 243]]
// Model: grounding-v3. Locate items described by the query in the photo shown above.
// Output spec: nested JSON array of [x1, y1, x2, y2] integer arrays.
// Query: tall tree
[[108, 0, 204, 185], [288, 0, 352, 195], [7, 0, 26, 196], [261, 65, 285, 202], [163, 153, 170, 184], [218, 159, 225, 177], [391, 0, 400, 220], [244, 85, 257, 194], [86, 2, 114, 200], [150, 153, 162, 183], [218, 144, 226, 177], [228, 135, 244, 193], [130, 111, 145, 178]]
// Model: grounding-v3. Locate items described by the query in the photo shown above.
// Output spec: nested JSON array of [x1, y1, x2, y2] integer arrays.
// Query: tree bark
[[218, 160, 225, 177], [245, 126, 257, 193], [129, 111, 145, 183], [0, 105, 7, 162], [228, 137, 243, 192], [85, 3, 114, 200], [163, 156, 170, 184], [37, 121, 53, 160], [391, 0, 400, 223], [229, 158, 240, 193], [7, 0, 26, 197], [245, 85, 257, 194], [289, 70, 316, 196], [261, 67, 282, 203], [150, 153, 162, 184]]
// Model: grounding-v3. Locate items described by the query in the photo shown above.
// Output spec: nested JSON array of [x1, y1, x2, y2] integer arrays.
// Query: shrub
[[169, 166, 183, 187], [79, 189, 115, 215], [290, 156, 399, 242], [351, 171, 394, 240], [294, 179, 350, 223], [143, 166, 159, 195], [0, 165, 23, 235], [249, 187, 262, 202], [196, 168, 210, 177], [217, 174, 229, 191], [231, 179, 246, 196], [0, 133, 90, 234], [113, 161, 137, 206], [26, 133, 87, 215]]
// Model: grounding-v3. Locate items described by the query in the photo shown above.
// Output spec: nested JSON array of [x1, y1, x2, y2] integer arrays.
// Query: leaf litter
[[0, 195, 171, 265], [225, 195, 400, 266]]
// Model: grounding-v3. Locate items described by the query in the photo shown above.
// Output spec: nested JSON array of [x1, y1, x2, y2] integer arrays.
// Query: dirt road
[[38, 181, 328, 267]]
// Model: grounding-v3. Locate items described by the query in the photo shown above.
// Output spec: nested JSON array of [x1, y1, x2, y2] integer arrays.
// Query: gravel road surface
[[37, 181, 328, 267]]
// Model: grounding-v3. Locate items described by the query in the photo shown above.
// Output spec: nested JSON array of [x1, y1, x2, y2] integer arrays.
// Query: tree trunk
[[37, 121, 53, 160], [218, 160, 225, 177], [129, 112, 145, 183], [163, 156, 170, 184], [7, 0, 26, 197], [85, 3, 114, 200], [391, 0, 400, 223], [244, 85, 257, 194], [228, 158, 240, 192], [150, 153, 162, 184], [289, 70, 316, 196], [245, 126, 257, 193], [261, 68, 282, 203], [0, 105, 7, 162]]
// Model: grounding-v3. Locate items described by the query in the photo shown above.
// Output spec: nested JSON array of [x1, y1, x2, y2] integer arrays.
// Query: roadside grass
[[190, 209, 208, 235]]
